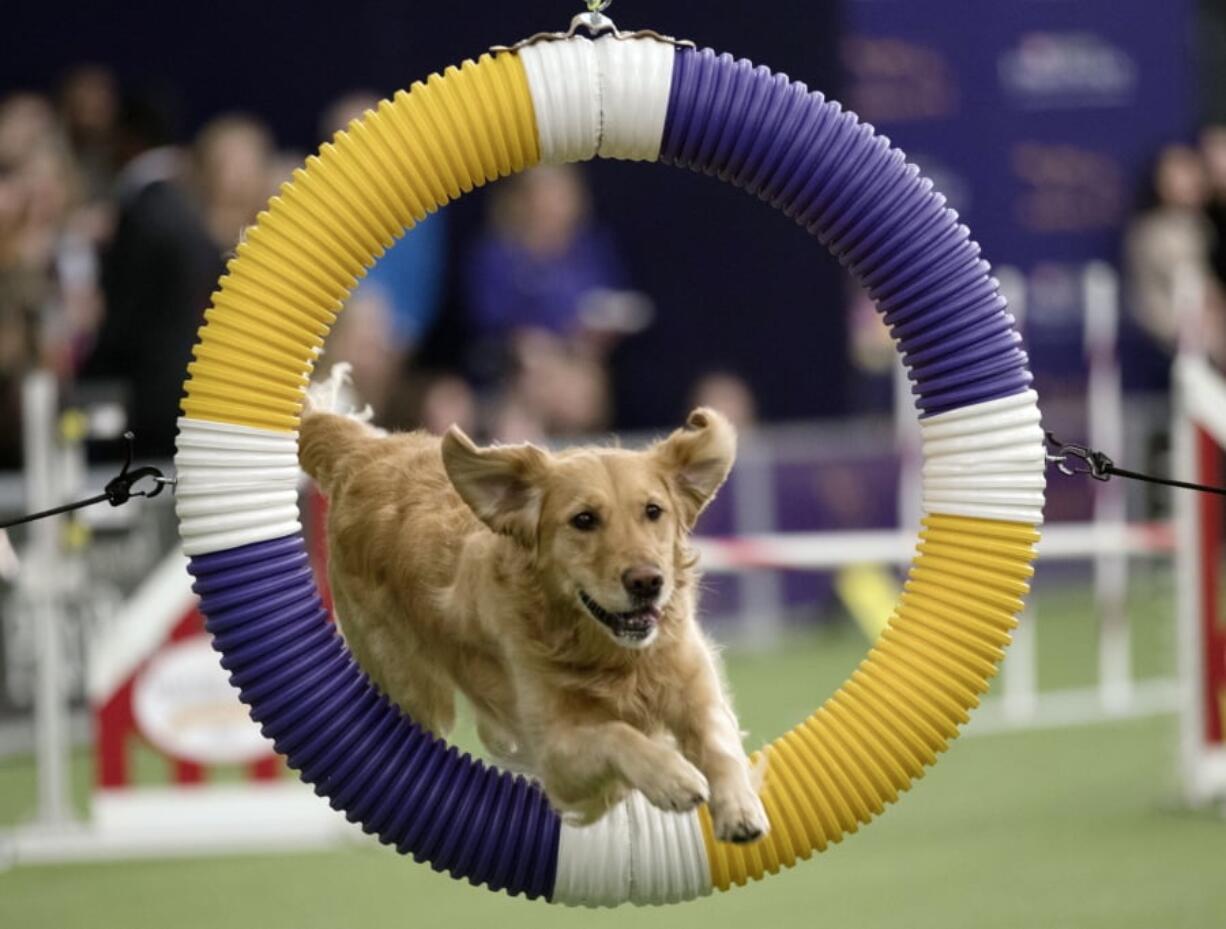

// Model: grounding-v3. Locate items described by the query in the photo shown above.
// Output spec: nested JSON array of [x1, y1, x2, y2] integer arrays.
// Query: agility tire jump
[[174, 28, 1045, 908]]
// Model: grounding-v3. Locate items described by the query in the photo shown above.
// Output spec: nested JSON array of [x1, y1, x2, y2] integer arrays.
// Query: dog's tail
[[299, 363, 382, 493]]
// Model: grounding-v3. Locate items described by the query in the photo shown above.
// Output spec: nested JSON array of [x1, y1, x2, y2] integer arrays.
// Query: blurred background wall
[[4, 0, 849, 427], [845, 0, 1194, 390], [0, 0, 1200, 425]]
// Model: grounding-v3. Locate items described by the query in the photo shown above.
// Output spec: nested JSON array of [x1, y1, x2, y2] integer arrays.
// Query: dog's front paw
[[632, 752, 710, 814], [710, 786, 770, 844]]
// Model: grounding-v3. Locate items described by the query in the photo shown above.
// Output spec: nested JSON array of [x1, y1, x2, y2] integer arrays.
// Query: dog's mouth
[[578, 590, 661, 645]]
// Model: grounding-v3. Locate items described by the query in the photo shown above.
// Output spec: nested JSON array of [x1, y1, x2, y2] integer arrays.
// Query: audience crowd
[[1125, 129, 1226, 368], [0, 67, 754, 468], [8, 64, 1222, 473]]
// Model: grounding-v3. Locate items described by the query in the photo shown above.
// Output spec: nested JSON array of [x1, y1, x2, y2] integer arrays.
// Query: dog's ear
[[653, 407, 737, 528], [441, 426, 550, 546]]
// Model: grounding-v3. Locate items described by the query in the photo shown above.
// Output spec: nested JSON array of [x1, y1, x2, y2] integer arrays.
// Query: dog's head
[[441, 408, 736, 650]]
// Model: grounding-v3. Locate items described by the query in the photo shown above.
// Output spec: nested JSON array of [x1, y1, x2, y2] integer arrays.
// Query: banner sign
[[843, 0, 1194, 374]]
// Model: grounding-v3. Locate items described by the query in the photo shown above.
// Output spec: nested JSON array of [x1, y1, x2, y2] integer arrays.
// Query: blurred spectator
[[0, 94, 58, 159], [419, 373, 478, 438], [1200, 125, 1226, 289], [83, 90, 218, 457], [1125, 143, 1226, 364], [499, 329, 610, 439], [844, 285, 898, 413], [23, 124, 101, 376], [317, 92, 448, 419], [487, 390, 547, 444], [0, 93, 101, 466], [463, 165, 647, 438], [57, 65, 118, 204], [464, 165, 642, 355], [689, 371, 758, 431], [193, 113, 275, 255], [0, 128, 42, 467], [322, 288, 399, 421], [848, 289, 894, 373]]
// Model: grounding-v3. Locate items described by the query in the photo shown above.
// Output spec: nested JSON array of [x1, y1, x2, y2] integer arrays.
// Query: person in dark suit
[[84, 92, 219, 457]]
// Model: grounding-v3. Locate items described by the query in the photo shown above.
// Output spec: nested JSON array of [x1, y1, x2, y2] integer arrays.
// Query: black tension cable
[[2, 429, 1221, 531], [0, 432, 175, 531], [1045, 432, 1226, 497]]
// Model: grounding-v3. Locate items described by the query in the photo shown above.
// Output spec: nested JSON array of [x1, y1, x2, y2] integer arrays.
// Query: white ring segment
[[554, 794, 711, 907], [176, 417, 303, 556], [519, 35, 676, 165], [919, 391, 1046, 524]]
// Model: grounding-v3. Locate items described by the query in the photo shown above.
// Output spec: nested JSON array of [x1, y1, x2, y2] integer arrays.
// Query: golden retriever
[[298, 399, 769, 844]]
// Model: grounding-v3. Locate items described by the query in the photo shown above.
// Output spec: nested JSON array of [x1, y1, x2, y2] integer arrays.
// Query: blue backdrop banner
[[843, 0, 1195, 380]]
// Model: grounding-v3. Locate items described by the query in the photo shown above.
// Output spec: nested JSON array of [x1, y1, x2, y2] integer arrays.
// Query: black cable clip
[[0, 431, 176, 531], [1044, 432, 1226, 497], [1045, 432, 1113, 482], [103, 432, 175, 506]]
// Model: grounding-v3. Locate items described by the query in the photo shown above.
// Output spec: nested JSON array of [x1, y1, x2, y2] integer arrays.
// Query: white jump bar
[[695, 521, 1174, 573]]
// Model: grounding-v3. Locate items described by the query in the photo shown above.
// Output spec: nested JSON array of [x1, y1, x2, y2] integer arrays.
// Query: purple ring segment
[[661, 47, 1031, 418], [187, 534, 561, 900]]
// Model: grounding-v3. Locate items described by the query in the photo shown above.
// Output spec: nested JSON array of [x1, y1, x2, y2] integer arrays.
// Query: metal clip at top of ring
[[491, 2, 696, 54]]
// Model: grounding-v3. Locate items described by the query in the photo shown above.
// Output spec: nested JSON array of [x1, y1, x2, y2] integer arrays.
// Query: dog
[[298, 390, 769, 844]]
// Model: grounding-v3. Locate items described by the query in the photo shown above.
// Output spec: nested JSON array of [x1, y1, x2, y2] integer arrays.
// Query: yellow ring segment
[[697, 513, 1038, 888], [180, 53, 540, 430]]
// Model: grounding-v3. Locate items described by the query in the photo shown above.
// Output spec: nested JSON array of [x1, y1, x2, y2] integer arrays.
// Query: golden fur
[[298, 404, 769, 843]]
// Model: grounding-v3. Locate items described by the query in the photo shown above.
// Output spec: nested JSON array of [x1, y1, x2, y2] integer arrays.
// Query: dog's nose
[[623, 566, 664, 599]]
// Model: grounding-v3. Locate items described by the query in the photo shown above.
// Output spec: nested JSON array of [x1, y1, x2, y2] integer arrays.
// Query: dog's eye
[[570, 511, 599, 531], [645, 503, 663, 522]]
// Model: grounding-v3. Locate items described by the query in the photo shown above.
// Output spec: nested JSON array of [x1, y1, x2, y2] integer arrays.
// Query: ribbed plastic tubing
[[175, 34, 1043, 908]]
